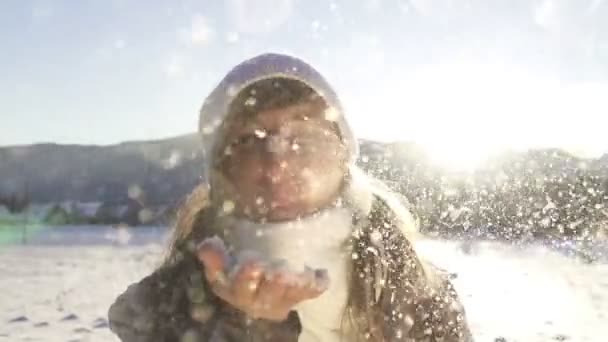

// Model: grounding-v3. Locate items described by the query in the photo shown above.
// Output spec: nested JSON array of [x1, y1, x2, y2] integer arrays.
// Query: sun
[[392, 62, 522, 171], [421, 139, 496, 172], [352, 60, 608, 170]]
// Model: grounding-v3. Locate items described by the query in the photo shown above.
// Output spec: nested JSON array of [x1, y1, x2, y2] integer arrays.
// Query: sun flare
[[351, 61, 608, 171]]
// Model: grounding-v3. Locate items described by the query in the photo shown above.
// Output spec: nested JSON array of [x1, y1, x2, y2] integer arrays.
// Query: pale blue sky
[[2, 0, 608, 162]]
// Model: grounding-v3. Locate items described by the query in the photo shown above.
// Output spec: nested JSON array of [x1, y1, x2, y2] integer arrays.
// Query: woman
[[108, 53, 473, 342]]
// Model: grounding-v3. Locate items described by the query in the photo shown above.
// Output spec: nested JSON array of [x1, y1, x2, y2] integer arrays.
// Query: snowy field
[[1, 226, 607, 342]]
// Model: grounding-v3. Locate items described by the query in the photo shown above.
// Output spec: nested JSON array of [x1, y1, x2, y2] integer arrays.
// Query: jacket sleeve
[[108, 274, 159, 342], [108, 263, 198, 342], [108, 256, 301, 342]]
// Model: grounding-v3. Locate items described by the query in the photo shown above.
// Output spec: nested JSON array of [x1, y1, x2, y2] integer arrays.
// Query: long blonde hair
[[339, 169, 429, 341], [162, 168, 431, 342], [162, 182, 211, 264]]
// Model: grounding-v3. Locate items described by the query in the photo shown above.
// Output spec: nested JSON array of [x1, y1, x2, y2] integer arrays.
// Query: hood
[[198, 53, 358, 179]]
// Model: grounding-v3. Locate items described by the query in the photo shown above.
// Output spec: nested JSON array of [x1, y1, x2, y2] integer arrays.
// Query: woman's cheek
[[229, 155, 263, 180]]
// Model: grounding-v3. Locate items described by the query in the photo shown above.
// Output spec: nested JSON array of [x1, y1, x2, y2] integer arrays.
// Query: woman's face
[[213, 97, 348, 222]]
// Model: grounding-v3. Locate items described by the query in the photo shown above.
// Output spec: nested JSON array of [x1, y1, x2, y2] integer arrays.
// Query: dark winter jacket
[[108, 196, 473, 342]]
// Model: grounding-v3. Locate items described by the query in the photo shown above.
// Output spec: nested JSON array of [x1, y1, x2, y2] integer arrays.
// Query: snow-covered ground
[[415, 240, 608, 341], [1, 226, 607, 341], [0, 226, 169, 342]]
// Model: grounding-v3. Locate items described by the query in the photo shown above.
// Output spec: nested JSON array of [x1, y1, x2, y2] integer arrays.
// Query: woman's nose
[[264, 135, 290, 155], [264, 157, 290, 184]]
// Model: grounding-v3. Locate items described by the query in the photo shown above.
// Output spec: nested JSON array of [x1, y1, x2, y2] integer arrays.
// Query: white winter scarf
[[213, 206, 352, 342], [212, 168, 375, 342]]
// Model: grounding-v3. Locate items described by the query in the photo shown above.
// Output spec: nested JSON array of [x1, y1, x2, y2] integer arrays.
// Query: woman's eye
[[234, 134, 257, 147]]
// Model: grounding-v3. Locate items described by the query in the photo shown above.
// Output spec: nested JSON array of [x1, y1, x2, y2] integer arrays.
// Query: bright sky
[[2, 0, 608, 167]]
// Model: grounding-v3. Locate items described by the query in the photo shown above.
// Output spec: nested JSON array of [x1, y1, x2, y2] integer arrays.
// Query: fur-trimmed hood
[[198, 53, 358, 179]]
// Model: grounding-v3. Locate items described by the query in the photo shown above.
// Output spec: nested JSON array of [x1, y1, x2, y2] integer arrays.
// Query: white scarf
[[215, 206, 352, 342], [212, 167, 375, 342]]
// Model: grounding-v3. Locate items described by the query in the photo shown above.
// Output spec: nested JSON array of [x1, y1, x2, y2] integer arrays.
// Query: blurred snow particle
[[201, 125, 214, 135], [181, 328, 201, 342], [138, 208, 154, 224], [222, 200, 235, 214], [115, 227, 132, 245], [370, 230, 382, 245], [255, 196, 264, 205], [114, 39, 127, 49], [189, 14, 213, 45], [226, 32, 240, 43], [254, 129, 267, 138], [534, 0, 561, 31], [245, 96, 257, 107], [226, 84, 239, 97], [163, 150, 182, 169], [224, 145, 233, 156], [127, 185, 143, 199], [229, 0, 293, 34], [165, 56, 184, 78], [587, 0, 604, 13], [324, 107, 340, 121], [191, 304, 215, 323]]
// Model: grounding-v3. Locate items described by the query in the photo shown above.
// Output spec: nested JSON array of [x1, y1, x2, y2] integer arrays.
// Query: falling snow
[[3, 1, 608, 341]]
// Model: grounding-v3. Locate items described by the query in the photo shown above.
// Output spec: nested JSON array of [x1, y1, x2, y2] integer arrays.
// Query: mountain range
[[1, 134, 607, 241]]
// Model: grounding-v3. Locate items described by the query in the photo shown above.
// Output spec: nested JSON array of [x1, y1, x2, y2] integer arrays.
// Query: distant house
[[95, 199, 144, 226], [28, 204, 56, 221], [78, 202, 103, 218], [19, 201, 105, 226], [70, 202, 103, 223], [43, 204, 70, 225], [59, 201, 75, 213]]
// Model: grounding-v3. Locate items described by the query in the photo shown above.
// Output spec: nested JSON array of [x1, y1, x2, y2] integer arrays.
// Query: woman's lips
[[267, 184, 300, 208]]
